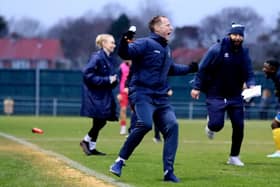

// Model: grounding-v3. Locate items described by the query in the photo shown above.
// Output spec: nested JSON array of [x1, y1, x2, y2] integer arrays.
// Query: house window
[[12, 60, 30, 69], [37, 60, 48, 69]]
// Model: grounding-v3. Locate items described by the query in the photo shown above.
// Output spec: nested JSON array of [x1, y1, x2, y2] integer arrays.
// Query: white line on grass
[[0, 132, 133, 187], [24, 137, 274, 145], [182, 140, 274, 145]]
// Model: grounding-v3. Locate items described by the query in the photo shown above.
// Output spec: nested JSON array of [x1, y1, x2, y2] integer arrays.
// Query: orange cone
[[32, 128, 44, 134]]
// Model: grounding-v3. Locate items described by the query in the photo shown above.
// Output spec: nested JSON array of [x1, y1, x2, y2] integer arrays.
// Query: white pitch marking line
[[0, 132, 133, 187]]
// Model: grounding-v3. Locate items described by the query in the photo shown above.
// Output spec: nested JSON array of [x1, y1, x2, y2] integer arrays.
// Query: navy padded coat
[[80, 49, 118, 121]]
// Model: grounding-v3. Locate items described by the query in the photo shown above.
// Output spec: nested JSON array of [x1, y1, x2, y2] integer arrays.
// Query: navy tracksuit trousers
[[206, 97, 244, 156], [119, 99, 178, 173]]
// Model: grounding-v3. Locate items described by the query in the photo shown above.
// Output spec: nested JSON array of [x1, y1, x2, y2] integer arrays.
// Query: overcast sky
[[1, 0, 279, 28]]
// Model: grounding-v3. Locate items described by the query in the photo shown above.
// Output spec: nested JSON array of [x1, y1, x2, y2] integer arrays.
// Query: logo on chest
[[224, 52, 229, 58], [153, 50, 161, 54]]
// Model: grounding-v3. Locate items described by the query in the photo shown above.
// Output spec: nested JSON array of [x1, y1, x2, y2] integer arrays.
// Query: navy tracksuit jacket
[[118, 32, 194, 172], [193, 37, 255, 156]]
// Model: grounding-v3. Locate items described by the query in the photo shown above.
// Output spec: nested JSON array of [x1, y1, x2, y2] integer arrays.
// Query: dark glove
[[189, 62, 198, 73], [275, 90, 280, 97], [122, 26, 136, 43]]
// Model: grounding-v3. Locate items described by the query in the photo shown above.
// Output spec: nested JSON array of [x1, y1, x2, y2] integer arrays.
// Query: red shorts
[[119, 92, 129, 107]]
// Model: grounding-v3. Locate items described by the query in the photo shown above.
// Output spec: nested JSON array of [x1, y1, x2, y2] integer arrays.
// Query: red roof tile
[[0, 38, 64, 61], [172, 48, 207, 64]]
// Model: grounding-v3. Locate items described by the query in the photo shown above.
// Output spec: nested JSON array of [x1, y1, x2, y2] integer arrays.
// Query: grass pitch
[[0, 116, 280, 187]]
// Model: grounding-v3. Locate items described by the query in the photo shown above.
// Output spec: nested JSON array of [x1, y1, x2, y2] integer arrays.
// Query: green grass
[[0, 116, 280, 187], [0, 137, 69, 187]]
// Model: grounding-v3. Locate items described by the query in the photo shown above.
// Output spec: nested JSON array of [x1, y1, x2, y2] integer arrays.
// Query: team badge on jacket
[[224, 52, 229, 58]]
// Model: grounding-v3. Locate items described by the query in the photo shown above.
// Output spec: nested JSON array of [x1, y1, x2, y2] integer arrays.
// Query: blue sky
[[0, 0, 279, 28]]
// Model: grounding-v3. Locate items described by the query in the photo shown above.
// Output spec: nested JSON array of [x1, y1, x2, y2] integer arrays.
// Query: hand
[[167, 89, 173, 96], [275, 90, 280, 97], [109, 74, 117, 84], [191, 89, 200, 99], [117, 94, 122, 101], [124, 87, 129, 94], [123, 26, 136, 42], [189, 62, 198, 73]]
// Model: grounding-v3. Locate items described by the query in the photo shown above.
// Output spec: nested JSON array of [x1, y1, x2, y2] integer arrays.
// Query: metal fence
[[0, 69, 278, 119], [0, 96, 277, 120]]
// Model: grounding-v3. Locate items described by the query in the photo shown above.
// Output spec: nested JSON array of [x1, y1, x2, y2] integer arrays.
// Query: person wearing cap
[[262, 59, 280, 158], [109, 16, 198, 182], [191, 23, 256, 166]]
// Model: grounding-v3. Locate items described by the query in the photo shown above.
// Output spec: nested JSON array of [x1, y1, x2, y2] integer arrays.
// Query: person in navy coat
[[110, 16, 198, 182], [80, 34, 119, 156], [191, 23, 256, 166]]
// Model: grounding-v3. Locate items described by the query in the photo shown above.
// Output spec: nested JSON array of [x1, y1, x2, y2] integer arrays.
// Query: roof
[[172, 48, 207, 64], [0, 38, 65, 61]]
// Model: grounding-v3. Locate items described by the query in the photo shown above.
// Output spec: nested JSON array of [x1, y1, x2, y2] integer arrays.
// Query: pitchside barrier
[[0, 69, 277, 119]]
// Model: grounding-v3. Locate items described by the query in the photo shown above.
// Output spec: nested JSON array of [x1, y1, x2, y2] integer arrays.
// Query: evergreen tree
[[107, 14, 131, 42], [0, 16, 8, 37]]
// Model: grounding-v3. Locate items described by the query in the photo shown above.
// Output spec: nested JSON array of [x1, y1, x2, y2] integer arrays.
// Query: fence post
[[53, 98, 57, 116], [35, 67, 40, 116], [3, 97, 14, 115], [189, 102, 193, 119]]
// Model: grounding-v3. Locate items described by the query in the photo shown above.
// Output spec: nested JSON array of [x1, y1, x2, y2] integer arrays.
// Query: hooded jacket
[[193, 37, 255, 98]]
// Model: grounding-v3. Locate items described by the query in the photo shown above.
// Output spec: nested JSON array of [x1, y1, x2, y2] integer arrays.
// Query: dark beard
[[230, 38, 243, 51], [265, 72, 276, 79]]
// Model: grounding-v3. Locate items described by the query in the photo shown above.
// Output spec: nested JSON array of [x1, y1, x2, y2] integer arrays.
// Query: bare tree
[[47, 16, 110, 69], [171, 26, 203, 49], [263, 13, 280, 60], [99, 3, 127, 20], [8, 17, 45, 38], [199, 7, 264, 47], [46, 1, 172, 69], [137, 0, 170, 24]]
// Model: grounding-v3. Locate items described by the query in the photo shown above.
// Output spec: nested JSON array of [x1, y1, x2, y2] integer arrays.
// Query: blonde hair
[[95, 34, 113, 49]]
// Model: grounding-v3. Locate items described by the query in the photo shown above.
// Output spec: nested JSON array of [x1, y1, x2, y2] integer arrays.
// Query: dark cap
[[265, 59, 279, 69], [228, 23, 245, 36]]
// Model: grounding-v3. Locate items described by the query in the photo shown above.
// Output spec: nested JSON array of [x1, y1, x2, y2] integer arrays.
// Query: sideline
[[0, 132, 132, 187]]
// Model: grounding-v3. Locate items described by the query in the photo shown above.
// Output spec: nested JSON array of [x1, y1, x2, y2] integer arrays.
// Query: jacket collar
[[149, 33, 168, 47], [100, 48, 113, 58]]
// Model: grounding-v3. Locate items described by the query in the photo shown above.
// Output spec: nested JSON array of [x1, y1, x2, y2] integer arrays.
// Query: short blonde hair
[[95, 34, 113, 49]]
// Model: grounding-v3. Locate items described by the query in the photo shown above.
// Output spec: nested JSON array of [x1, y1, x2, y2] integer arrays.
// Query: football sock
[[272, 128, 280, 150], [89, 141, 96, 150], [120, 119, 126, 126], [115, 157, 125, 163], [83, 134, 91, 142]]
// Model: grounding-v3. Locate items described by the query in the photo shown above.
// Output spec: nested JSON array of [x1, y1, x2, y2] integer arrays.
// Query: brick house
[[172, 47, 207, 65], [0, 37, 68, 69]]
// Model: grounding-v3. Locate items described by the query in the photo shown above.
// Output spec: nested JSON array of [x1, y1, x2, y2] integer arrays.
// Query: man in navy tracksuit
[[110, 16, 198, 182], [191, 23, 256, 166]]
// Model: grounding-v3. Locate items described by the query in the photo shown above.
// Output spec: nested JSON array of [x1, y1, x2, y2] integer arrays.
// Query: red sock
[[120, 120, 126, 126]]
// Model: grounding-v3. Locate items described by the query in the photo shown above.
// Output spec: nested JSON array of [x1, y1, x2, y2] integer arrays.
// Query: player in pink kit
[[117, 60, 132, 135]]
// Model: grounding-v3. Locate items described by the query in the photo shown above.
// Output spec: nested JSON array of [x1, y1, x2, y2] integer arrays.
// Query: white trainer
[[227, 156, 244, 166], [205, 125, 215, 139], [153, 137, 162, 143], [267, 151, 280, 158], [120, 126, 127, 135]]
